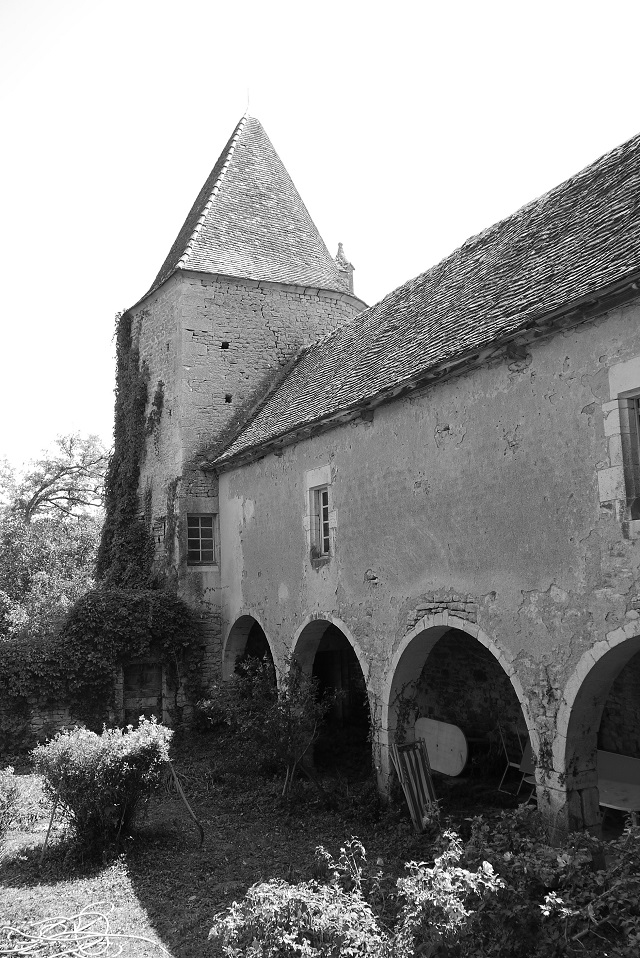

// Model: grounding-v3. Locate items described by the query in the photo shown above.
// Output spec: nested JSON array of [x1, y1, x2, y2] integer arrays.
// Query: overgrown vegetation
[[2, 726, 639, 957], [196, 656, 337, 798], [0, 588, 200, 747], [32, 719, 172, 858], [209, 810, 640, 957], [0, 766, 19, 849], [96, 310, 154, 588]]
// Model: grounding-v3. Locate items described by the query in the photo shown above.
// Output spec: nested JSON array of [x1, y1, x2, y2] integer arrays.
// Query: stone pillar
[[537, 766, 601, 843]]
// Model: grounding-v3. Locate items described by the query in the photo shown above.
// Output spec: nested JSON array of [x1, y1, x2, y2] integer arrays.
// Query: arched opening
[[560, 629, 640, 833], [383, 618, 531, 808], [223, 614, 274, 679], [293, 618, 371, 776]]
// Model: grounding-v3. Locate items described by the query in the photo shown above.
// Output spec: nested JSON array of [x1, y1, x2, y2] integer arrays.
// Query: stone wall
[[129, 270, 364, 688], [414, 629, 523, 738]]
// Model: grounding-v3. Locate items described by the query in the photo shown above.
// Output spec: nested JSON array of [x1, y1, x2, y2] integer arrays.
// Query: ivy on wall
[[0, 589, 202, 749], [96, 311, 154, 588], [146, 380, 165, 455]]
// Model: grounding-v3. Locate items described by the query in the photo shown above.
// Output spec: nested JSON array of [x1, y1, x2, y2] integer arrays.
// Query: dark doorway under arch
[[297, 621, 371, 777]]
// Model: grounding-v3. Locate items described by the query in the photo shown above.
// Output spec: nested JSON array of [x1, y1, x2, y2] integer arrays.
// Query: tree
[[0, 433, 108, 639], [1, 434, 108, 523], [0, 511, 101, 639]]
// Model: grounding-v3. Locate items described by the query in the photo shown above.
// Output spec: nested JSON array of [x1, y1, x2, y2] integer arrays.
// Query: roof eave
[[122, 267, 368, 318]]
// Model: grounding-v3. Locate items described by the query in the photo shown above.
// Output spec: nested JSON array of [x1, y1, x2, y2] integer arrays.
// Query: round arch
[[552, 621, 640, 830], [291, 613, 373, 772], [378, 613, 536, 786], [291, 613, 371, 684], [222, 612, 274, 680]]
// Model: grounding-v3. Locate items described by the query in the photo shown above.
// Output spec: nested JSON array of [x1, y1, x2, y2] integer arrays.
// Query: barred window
[[187, 514, 216, 565]]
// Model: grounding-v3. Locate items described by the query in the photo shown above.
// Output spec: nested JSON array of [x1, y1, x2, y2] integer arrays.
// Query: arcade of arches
[[222, 613, 640, 835]]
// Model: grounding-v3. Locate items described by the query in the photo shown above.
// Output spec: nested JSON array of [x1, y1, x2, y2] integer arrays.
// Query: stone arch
[[291, 614, 371, 771], [292, 614, 370, 683], [553, 621, 640, 832], [379, 613, 535, 787], [222, 612, 274, 680]]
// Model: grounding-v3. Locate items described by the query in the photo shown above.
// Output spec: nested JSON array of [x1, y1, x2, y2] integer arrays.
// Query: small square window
[[310, 486, 330, 556], [187, 514, 217, 565]]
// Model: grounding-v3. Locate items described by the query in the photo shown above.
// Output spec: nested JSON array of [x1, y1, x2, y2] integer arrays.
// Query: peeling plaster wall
[[219, 300, 640, 827]]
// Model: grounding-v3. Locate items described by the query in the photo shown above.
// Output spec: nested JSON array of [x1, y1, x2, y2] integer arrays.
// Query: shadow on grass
[[0, 832, 106, 887]]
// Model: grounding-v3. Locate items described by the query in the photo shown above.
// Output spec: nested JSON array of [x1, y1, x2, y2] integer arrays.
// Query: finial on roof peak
[[335, 242, 355, 294]]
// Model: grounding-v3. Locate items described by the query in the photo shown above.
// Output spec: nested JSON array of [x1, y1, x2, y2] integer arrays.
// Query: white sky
[[2, 0, 640, 467]]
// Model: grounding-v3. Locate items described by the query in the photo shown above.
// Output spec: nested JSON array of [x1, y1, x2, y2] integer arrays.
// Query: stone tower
[[125, 114, 366, 675]]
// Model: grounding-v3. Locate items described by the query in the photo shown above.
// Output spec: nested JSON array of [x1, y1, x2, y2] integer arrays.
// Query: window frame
[[186, 513, 217, 566], [310, 485, 331, 557], [619, 393, 640, 519]]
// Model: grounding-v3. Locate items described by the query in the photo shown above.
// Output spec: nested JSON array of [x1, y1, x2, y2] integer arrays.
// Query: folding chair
[[497, 722, 526, 794], [390, 739, 438, 832]]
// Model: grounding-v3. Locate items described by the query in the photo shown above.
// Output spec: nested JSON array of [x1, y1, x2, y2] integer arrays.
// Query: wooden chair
[[390, 739, 438, 832], [497, 722, 527, 794]]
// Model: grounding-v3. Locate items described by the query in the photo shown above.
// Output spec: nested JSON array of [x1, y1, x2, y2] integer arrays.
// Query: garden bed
[[1, 728, 638, 957]]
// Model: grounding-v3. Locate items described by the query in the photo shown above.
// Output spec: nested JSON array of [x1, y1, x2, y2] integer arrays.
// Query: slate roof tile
[[149, 115, 350, 295], [215, 131, 640, 466]]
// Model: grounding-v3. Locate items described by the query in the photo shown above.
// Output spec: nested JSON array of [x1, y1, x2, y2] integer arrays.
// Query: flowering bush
[[209, 878, 387, 958], [394, 830, 505, 956], [31, 717, 172, 856], [0, 766, 20, 848], [209, 813, 640, 958]]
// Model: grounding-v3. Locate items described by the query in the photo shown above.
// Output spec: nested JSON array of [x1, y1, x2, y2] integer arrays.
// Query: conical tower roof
[[149, 115, 351, 295]]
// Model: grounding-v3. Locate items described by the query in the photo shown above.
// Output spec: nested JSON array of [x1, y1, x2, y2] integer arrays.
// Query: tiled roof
[[214, 131, 640, 467], [148, 115, 350, 295]]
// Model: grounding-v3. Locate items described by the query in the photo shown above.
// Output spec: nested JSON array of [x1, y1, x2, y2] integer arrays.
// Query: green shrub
[[209, 819, 640, 958], [226, 657, 336, 797], [194, 681, 233, 732], [0, 766, 20, 848], [31, 718, 172, 857], [208, 878, 388, 958]]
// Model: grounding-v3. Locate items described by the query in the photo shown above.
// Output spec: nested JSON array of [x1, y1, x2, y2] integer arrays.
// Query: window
[[187, 514, 216, 565], [304, 464, 334, 563], [311, 486, 330, 556], [620, 395, 640, 518]]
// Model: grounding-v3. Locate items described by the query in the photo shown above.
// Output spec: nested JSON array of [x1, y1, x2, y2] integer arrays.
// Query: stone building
[[123, 113, 640, 835]]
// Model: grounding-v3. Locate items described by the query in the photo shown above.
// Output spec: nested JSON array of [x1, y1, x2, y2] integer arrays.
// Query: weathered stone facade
[[130, 269, 364, 685], [216, 300, 640, 835], [121, 113, 640, 837]]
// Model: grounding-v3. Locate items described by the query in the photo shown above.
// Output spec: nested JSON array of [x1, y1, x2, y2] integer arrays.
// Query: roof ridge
[[177, 113, 248, 273]]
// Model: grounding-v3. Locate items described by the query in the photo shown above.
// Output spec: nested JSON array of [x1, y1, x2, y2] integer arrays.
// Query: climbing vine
[[0, 589, 202, 746], [145, 379, 165, 454], [96, 311, 154, 587]]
